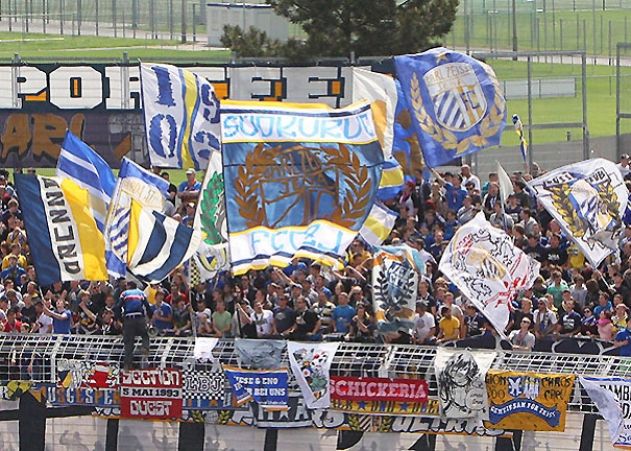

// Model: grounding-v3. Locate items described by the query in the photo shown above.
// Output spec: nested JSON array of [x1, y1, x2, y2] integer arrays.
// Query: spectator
[[413, 301, 436, 345], [509, 298, 534, 332], [593, 292, 613, 318], [100, 308, 122, 336], [581, 306, 598, 336], [273, 295, 296, 338], [76, 290, 99, 335], [614, 317, 631, 356], [178, 168, 202, 202], [151, 291, 174, 335], [346, 303, 374, 343], [290, 297, 321, 341], [32, 300, 52, 334], [172, 298, 192, 337], [557, 299, 582, 336], [547, 271, 568, 309], [534, 298, 557, 341], [3, 307, 21, 333], [570, 275, 588, 309], [248, 299, 274, 338], [212, 300, 232, 338], [311, 289, 335, 334], [509, 317, 536, 351], [437, 305, 460, 343], [598, 311, 616, 341], [0, 255, 25, 286], [43, 298, 72, 335], [613, 304, 629, 331], [331, 292, 355, 335], [464, 304, 485, 337]]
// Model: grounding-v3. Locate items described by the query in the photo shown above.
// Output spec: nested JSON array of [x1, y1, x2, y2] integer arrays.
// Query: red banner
[[330, 376, 429, 403], [120, 369, 182, 420]]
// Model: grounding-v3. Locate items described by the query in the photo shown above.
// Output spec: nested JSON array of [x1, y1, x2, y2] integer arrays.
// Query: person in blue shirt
[[42, 297, 72, 334], [0, 255, 26, 287], [332, 292, 355, 334], [178, 168, 202, 203], [151, 290, 173, 334], [431, 169, 467, 212], [615, 317, 631, 357], [117, 281, 153, 369]]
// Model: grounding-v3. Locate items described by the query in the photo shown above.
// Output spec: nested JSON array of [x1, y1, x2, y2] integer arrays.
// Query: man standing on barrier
[[118, 281, 153, 370]]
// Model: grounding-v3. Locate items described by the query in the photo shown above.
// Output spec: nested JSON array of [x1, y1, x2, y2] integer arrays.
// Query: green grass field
[[450, 7, 631, 56], [0, 32, 231, 61]]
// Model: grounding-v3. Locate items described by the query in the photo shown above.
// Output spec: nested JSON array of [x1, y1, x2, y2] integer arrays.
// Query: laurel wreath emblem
[[200, 171, 225, 245], [409, 64, 505, 154], [234, 143, 372, 229], [549, 180, 621, 239]]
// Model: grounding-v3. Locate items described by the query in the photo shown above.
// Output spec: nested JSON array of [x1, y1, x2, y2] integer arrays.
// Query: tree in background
[[268, 0, 458, 57], [220, 0, 458, 60]]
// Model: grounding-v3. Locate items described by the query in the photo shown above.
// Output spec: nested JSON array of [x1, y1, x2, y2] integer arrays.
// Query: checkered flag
[[188, 255, 201, 288]]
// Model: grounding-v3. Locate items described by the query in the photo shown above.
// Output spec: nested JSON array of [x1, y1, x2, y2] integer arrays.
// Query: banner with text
[[223, 365, 289, 411], [485, 370, 575, 432], [119, 369, 183, 420]]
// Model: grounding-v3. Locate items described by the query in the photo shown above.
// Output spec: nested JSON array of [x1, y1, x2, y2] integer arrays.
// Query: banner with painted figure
[[528, 158, 629, 268], [287, 341, 340, 409], [14, 174, 108, 285], [223, 366, 289, 411], [439, 212, 541, 337], [235, 339, 286, 370], [192, 144, 230, 282], [221, 100, 384, 275], [485, 370, 575, 432], [372, 244, 426, 334], [140, 63, 221, 170], [394, 48, 506, 168], [434, 348, 496, 420], [580, 376, 631, 447]]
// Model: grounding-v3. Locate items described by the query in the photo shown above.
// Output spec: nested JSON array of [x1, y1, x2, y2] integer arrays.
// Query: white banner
[[438, 212, 540, 337], [528, 158, 629, 267], [287, 341, 340, 409], [580, 376, 629, 447], [434, 348, 496, 420], [193, 337, 219, 363]]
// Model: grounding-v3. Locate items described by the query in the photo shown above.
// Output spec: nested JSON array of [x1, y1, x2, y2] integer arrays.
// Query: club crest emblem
[[424, 62, 487, 132]]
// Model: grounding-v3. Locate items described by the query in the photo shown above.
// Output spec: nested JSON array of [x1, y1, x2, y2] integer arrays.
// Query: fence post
[[576, 13, 579, 50], [112, 0, 117, 37], [95, 0, 99, 36], [192, 3, 197, 43], [77, 0, 81, 36], [582, 52, 589, 160], [560, 19, 563, 61], [42, 0, 46, 33], [617, 44, 621, 158], [169, 0, 174, 40], [600, 14, 604, 54], [59, 0, 63, 34], [527, 55, 534, 169], [609, 20, 612, 65], [592, 0, 596, 56]]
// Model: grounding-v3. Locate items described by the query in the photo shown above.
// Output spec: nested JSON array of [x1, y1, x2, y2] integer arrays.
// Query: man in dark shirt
[[273, 294, 295, 337], [544, 234, 568, 267], [523, 234, 547, 262], [290, 297, 321, 340]]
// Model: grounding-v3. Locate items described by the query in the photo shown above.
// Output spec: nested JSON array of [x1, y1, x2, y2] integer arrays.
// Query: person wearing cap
[[117, 281, 153, 369], [413, 301, 436, 345], [182, 202, 196, 227], [178, 168, 202, 202], [437, 305, 460, 343]]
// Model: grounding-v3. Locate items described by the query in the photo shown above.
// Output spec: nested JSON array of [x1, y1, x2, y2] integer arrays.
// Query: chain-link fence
[[451, 0, 631, 57], [0, 0, 212, 42]]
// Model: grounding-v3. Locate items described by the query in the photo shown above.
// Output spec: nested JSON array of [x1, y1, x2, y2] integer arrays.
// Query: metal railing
[[0, 333, 627, 413]]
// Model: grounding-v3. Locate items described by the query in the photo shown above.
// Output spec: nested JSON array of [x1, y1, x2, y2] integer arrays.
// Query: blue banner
[[221, 100, 385, 274], [394, 48, 506, 168], [224, 366, 289, 411]]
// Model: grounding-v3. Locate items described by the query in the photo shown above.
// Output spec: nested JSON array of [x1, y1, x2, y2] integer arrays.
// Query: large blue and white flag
[[394, 48, 506, 168], [122, 199, 201, 283], [56, 131, 124, 277], [140, 63, 221, 170], [529, 158, 629, 267], [15, 175, 109, 285], [221, 100, 385, 275]]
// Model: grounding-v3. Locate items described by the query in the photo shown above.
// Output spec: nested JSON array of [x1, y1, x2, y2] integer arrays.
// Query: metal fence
[[451, 0, 631, 57], [0, 0, 210, 42], [0, 333, 628, 415]]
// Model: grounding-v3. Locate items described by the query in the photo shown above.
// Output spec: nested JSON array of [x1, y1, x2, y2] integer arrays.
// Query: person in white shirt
[[509, 317, 536, 351], [414, 301, 436, 344], [247, 300, 274, 337], [461, 164, 480, 191], [617, 154, 630, 178], [32, 300, 53, 334]]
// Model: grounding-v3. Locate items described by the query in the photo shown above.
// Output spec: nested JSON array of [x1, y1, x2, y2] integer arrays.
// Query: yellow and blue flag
[[15, 175, 108, 285], [56, 131, 124, 278], [394, 48, 506, 168], [141, 63, 221, 170]]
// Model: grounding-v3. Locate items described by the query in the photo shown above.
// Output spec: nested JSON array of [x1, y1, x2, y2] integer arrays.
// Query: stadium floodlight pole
[[181, 0, 187, 43], [511, 0, 518, 60]]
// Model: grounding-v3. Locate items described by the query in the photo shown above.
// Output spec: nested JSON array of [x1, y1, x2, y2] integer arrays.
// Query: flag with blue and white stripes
[[56, 131, 125, 278], [106, 158, 169, 271], [125, 200, 201, 283]]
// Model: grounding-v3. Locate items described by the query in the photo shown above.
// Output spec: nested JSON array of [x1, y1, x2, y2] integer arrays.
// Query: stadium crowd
[[2, 158, 631, 357]]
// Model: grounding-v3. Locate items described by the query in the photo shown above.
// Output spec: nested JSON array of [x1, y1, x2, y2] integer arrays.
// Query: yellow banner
[[485, 370, 575, 432]]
